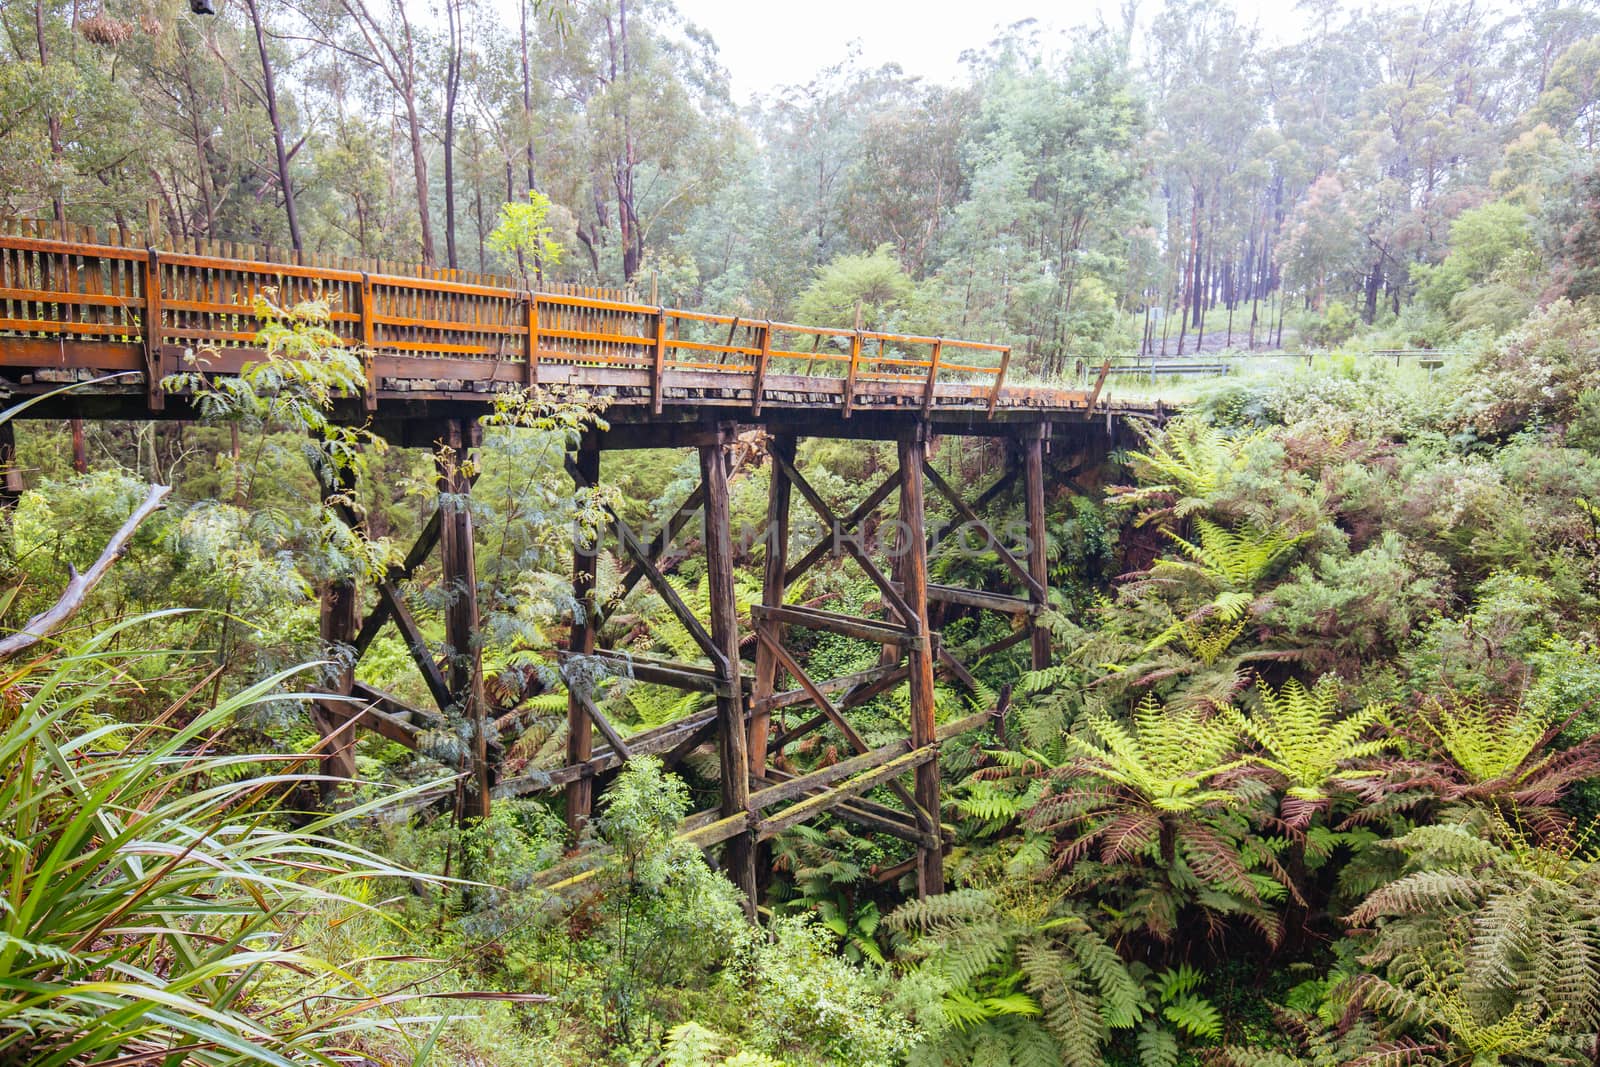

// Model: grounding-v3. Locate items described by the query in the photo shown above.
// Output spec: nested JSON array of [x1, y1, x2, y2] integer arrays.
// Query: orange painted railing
[[0, 229, 1012, 415]]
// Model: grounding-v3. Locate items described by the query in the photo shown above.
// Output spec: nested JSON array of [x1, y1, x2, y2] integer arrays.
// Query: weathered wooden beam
[[567, 443, 600, 834], [970, 459, 1021, 515], [756, 770, 943, 848], [701, 425, 756, 917], [495, 708, 721, 798], [751, 434, 794, 777], [566, 453, 728, 675], [968, 625, 1032, 661], [141, 249, 164, 411], [754, 627, 929, 826], [922, 460, 1047, 603], [438, 419, 489, 820], [899, 430, 944, 896], [901, 581, 1036, 616], [611, 480, 706, 609], [750, 320, 773, 415], [535, 705, 994, 893], [754, 662, 904, 716], [921, 338, 943, 416], [571, 686, 633, 761], [770, 448, 917, 624], [1024, 426, 1051, 670], [751, 603, 919, 648], [782, 468, 899, 586], [314, 456, 360, 791], [373, 580, 454, 713], [561, 648, 746, 695]]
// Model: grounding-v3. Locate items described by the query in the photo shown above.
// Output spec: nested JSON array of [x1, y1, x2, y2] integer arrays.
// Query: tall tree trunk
[[520, 0, 537, 196], [442, 0, 463, 269], [243, 0, 303, 251], [33, 1, 66, 228], [1363, 256, 1383, 324]]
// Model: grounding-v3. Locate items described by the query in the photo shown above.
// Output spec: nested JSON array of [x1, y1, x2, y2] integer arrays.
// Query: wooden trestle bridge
[[0, 226, 1133, 911]]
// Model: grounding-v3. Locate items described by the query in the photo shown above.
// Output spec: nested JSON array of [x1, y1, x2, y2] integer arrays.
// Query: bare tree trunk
[[520, 0, 537, 196], [33, 2, 66, 228], [442, 0, 463, 269], [243, 0, 303, 251]]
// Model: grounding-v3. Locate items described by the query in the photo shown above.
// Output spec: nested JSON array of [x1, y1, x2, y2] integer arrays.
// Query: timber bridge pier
[[0, 226, 1143, 909]]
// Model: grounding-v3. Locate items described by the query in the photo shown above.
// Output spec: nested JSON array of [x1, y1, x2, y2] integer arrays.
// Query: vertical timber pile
[[1024, 426, 1051, 671], [0, 422, 24, 508], [314, 457, 360, 793], [701, 423, 757, 918], [438, 418, 490, 820], [897, 427, 943, 896], [749, 434, 795, 777], [566, 440, 600, 836]]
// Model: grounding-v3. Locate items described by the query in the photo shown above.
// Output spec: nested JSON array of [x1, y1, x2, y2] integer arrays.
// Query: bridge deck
[[0, 232, 1099, 427]]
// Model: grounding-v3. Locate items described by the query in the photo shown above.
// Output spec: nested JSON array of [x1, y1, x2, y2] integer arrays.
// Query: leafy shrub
[[0, 621, 441, 1065]]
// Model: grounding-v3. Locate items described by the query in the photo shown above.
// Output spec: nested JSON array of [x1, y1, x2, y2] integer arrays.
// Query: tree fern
[[1228, 677, 1394, 806], [1112, 418, 1265, 524]]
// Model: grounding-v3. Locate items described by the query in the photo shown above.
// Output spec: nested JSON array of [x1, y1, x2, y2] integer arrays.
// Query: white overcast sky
[[668, 0, 1330, 101]]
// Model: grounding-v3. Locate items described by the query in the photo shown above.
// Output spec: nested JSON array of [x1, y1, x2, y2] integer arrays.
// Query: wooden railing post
[[142, 249, 164, 412], [985, 346, 1012, 418], [526, 292, 540, 389], [843, 329, 863, 418], [750, 320, 772, 416], [359, 272, 377, 411], [651, 307, 668, 415], [921, 338, 944, 416]]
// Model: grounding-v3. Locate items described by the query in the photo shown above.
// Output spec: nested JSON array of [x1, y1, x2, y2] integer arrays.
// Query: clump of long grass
[[0, 615, 453, 1066]]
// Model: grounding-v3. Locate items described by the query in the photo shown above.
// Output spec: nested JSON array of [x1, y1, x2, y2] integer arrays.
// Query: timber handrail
[[0, 231, 1014, 416]]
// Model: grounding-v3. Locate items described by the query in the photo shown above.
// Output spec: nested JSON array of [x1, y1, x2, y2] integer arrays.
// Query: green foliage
[[1114, 418, 1265, 524], [1228, 677, 1393, 805], [725, 915, 921, 1066], [587, 758, 749, 1044], [486, 191, 567, 282], [1349, 813, 1600, 1063], [889, 884, 1142, 1067], [794, 245, 915, 332], [0, 622, 445, 1065]]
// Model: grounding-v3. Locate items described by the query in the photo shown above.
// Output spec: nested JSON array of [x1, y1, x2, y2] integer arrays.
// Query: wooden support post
[[651, 308, 668, 415], [314, 459, 360, 794], [1024, 426, 1051, 671], [359, 273, 377, 411], [526, 293, 541, 388], [750, 434, 794, 777], [898, 428, 943, 897], [142, 250, 164, 412], [0, 421, 24, 509], [70, 419, 87, 474], [843, 329, 862, 419], [438, 419, 489, 821], [921, 338, 944, 416], [566, 441, 600, 836], [701, 424, 756, 918], [751, 320, 772, 415], [986, 347, 1012, 417]]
